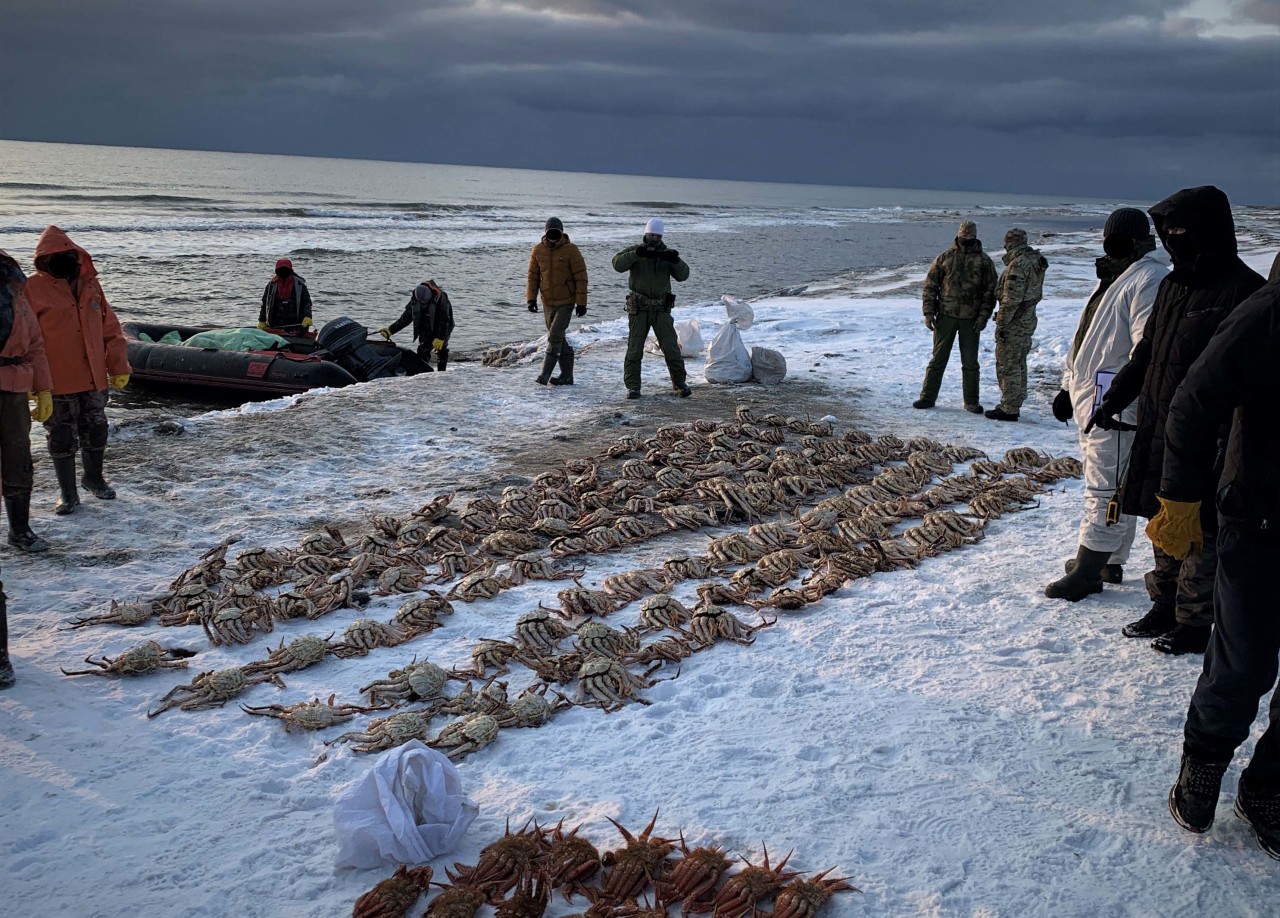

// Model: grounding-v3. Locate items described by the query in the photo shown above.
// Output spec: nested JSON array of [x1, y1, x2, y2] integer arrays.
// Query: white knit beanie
[[645, 218, 665, 236]]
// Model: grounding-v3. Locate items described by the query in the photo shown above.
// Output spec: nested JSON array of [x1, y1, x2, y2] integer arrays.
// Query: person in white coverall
[[1045, 208, 1168, 601]]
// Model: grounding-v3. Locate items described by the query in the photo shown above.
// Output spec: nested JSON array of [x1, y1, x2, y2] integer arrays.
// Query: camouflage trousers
[[994, 312, 1038, 414]]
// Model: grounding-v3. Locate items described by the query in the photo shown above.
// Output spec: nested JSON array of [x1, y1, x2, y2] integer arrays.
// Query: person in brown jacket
[[25, 226, 131, 515], [0, 250, 53, 554], [526, 217, 588, 386]]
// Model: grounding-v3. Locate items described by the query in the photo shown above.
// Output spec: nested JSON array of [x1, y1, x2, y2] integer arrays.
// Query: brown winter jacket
[[0, 250, 54, 395], [25, 226, 130, 396], [526, 234, 588, 309]]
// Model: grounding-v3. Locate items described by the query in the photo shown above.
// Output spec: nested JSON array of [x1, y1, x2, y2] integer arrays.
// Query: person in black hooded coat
[[1090, 186, 1266, 655]]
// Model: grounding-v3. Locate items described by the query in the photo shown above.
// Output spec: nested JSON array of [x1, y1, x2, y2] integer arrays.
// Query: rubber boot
[[436, 348, 448, 372], [549, 345, 575, 386], [5, 495, 48, 553], [52, 454, 81, 515], [1122, 602, 1176, 638], [1153, 623, 1212, 656], [1066, 558, 1123, 584], [1169, 754, 1228, 833], [1044, 545, 1109, 600], [536, 347, 559, 385], [81, 448, 116, 500], [0, 581, 12, 690]]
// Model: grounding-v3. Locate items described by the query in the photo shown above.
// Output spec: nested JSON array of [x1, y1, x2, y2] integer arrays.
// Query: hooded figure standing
[[1045, 208, 1167, 602], [25, 226, 130, 515], [915, 220, 998, 413], [1089, 186, 1265, 655], [379, 280, 455, 371], [612, 218, 691, 399], [986, 228, 1048, 421], [258, 258, 313, 333], [526, 217, 588, 386], [0, 250, 54, 553]]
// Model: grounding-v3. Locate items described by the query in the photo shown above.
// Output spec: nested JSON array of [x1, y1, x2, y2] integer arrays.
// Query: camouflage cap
[[957, 220, 977, 237], [1004, 228, 1028, 248]]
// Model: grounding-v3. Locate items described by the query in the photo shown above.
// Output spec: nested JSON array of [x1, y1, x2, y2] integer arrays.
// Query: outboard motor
[[316, 316, 402, 382]]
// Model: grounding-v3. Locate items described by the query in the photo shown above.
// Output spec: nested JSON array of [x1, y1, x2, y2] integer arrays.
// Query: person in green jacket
[[612, 218, 691, 399]]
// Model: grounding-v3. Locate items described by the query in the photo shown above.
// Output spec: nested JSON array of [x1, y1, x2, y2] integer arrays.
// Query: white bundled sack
[[333, 740, 479, 869], [644, 319, 705, 357], [751, 346, 787, 386], [703, 297, 755, 384]]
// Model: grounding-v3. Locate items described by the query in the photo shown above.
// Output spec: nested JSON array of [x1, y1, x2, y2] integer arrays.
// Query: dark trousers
[[624, 307, 685, 391], [0, 391, 35, 498], [1146, 528, 1218, 628], [1184, 527, 1280, 787], [919, 314, 980, 405], [543, 305, 574, 350], [45, 389, 109, 459], [415, 343, 448, 371]]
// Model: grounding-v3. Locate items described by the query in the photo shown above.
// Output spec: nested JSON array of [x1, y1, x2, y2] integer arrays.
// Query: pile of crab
[[64, 408, 1081, 759], [352, 811, 857, 918]]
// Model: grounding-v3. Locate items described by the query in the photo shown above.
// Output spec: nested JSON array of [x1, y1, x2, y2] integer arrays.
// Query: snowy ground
[[3, 240, 1278, 917]]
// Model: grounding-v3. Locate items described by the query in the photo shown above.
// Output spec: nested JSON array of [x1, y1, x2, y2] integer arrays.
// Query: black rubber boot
[[675, 384, 692, 398], [1122, 603, 1176, 638], [626, 389, 640, 400], [1153, 623, 1212, 656], [5, 495, 48, 553], [436, 348, 449, 372], [1236, 773, 1280, 860], [1169, 754, 1228, 833], [549, 345, 575, 385], [81, 448, 116, 500], [0, 581, 12, 690], [536, 347, 559, 385], [52, 455, 81, 516], [964, 403, 985, 414], [1044, 545, 1110, 600], [913, 399, 934, 409], [1065, 558, 1123, 584], [985, 406, 1019, 421]]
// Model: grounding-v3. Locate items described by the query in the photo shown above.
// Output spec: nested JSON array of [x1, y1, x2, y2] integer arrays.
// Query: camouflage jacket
[[997, 244, 1049, 326], [922, 241, 997, 321]]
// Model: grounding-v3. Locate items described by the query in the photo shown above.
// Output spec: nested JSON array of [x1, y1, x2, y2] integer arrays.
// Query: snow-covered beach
[[3, 228, 1279, 918]]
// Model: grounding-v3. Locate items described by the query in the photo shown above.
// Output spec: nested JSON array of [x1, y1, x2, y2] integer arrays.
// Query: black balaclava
[[275, 264, 293, 280], [46, 250, 80, 281], [1149, 185, 1238, 286], [544, 216, 564, 243]]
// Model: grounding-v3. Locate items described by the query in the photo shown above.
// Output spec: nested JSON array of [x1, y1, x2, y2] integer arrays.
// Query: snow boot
[[1044, 546, 1109, 601], [81, 448, 116, 500], [52, 454, 80, 516], [1235, 773, 1280, 860], [626, 389, 640, 400], [1153, 622, 1212, 656], [0, 582, 12, 690], [549, 345, 575, 386], [1066, 557, 1123, 584], [912, 399, 935, 409], [1169, 754, 1228, 833], [535, 347, 559, 385], [675, 384, 692, 398], [5, 495, 48, 553], [985, 406, 1019, 421], [436, 348, 449, 372], [964, 403, 985, 414], [1122, 603, 1176, 639]]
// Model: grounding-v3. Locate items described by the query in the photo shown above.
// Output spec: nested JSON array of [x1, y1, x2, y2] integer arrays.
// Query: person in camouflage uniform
[[612, 218, 691, 399], [986, 228, 1049, 421], [915, 220, 998, 413]]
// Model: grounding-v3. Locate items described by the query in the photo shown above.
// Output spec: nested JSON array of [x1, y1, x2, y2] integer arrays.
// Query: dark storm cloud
[[2, 0, 1276, 200]]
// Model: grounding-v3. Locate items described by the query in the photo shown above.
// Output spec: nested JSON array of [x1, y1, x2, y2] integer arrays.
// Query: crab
[[684, 606, 773, 647], [969, 459, 1008, 480], [332, 619, 407, 658], [574, 620, 641, 659], [575, 656, 655, 711], [661, 503, 724, 531], [156, 582, 215, 626], [423, 882, 490, 918], [613, 516, 659, 544], [273, 591, 320, 621], [658, 833, 732, 914], [428, 712, 501, 759], [542, 820, 601, 900], [582, 526, 624, 553], [413, 493, 454, 523], [242, 634, 335, 676], [232, 547, 287, 581], [601, 569, 671, 604], [60, 641, 197, 677], [637, 594, 693, 632], [706, 533, 765, 567], [169, 544, 230, 589], [347, 551, 401, 584], [423, 525, 479, 554], [534, 498, 577, 522], [202, 602, 274, 646], [62, 598, 162, 631], [533, 518, 575, 539], [147, 667, 285, 717], [459, 506, 499, 533], [495, 684, 571, 728], [714, 847, 801, 918], [393, 593, 455, 639], [454, 639, 520, 677], [499, 486, 539, 519], [329, 709, 436, 753], [1032, 455, 1085, 482], [734, 550, 800, 590], [493, 871, 550, 918], [507, 553, 583, 586], [352, 865, 435, 918], [662, 553, 714, 582], [748, 587, 812, 612], [865, 538, 925, 571], [746, 521, 802, 551], [516, 651, 584, 686], [655, 466, 692, 490], [240, 694, 381, 733], [376, 564, 428, 595], [295, 526, 346, 557], [621, 636, 696, 670], [595, 812, 676, 906], [436, 678, 510, 718], [447, 565, 507, 602], [361, 658, 453, 706], [693, 581, 751, 609], [907, 450, 955, 478], [289, 553, 344, 578], [395, 518, 439, 550], [481, 530, 542, 559], [428, 550, 481, 584], [515, 609, 574, 654], [1002, 446, 1053, 472], [547, 584, 619, 620]]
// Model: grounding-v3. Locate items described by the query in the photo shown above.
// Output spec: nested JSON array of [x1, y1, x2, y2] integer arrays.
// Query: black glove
[[575, 305, 586, 318], [1052, 389, 1073, 423], [634, 246, 654, 259], [527, 300, 538, 313], [974, 316, 990, 333], [1084, 406, 1119, 434], [924, 315, 937, 332], [659, 249, 680, 263]]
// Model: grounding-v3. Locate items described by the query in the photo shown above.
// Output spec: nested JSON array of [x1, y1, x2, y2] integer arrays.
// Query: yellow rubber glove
[[1146, 498, 1203, 560], [109, 374, 130, 389], [432, 338, 445, 351], [257, 321, 268, 330], [29, 390, 53, 423], [378, 327, 392, 341], [301, 317, 313, 329]]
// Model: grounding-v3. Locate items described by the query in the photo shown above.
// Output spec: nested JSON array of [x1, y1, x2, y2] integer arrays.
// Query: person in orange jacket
[[24, 226, 130, 515], [0, 250, 54, 552]]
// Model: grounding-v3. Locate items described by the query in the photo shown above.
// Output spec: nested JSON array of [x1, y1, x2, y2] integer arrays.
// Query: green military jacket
[[922, 241, 998, 322], [996, 244, 1049, 327], [612, 239, 690, 306]]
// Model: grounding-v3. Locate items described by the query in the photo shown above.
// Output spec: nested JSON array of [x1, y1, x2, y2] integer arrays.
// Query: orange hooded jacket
[[24, 226, 130, 396], [0, 249, 54, 395]]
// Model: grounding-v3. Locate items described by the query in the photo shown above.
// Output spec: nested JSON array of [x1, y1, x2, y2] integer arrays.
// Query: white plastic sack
[[751, 346, 787, 386], [644, 319, 705, 358], [704, 323, 753, 383], [333, 740, 479, 869], [721, 295, 755, 330]]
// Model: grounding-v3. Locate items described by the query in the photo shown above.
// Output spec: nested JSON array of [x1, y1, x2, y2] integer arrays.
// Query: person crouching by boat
[[258, 258, 313, 334], [378, 280, 455, 371], [25, 227, 130, 516], [0, 250, 53, 551]]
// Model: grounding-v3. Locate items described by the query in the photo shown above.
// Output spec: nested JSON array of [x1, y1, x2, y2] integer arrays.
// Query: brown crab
[[574, 620, 641, 659], [771, 868, 859, 918], [637, 594, 693, 632], [240, 694, 381, 733], [658, 833, 732, 914], [353, 864, 434, 918], [575, 656, 655, 711], [61, 599, 162, 631], [361, 658, 453, 706], [515, 609, 573, 654], [684, 606, 773, 648], [332, 619, 407, 658], [595, 812, 676, 906], [242, 634, 335, 676], [329, 709, 436, 753], [147, 667, 285, 717], [454, 639, 520, 678], [449, 818, 547, 896], [428, 712, 501, 760], [60, 641, 197, 677], [713, 847, 800, 918]]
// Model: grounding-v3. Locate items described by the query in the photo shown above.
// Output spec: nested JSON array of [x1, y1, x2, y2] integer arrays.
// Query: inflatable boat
[[123, 317, 431, 396]]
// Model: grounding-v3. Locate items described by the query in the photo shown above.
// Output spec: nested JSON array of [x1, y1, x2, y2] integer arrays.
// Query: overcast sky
[[3, 0, 1278, 201]]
